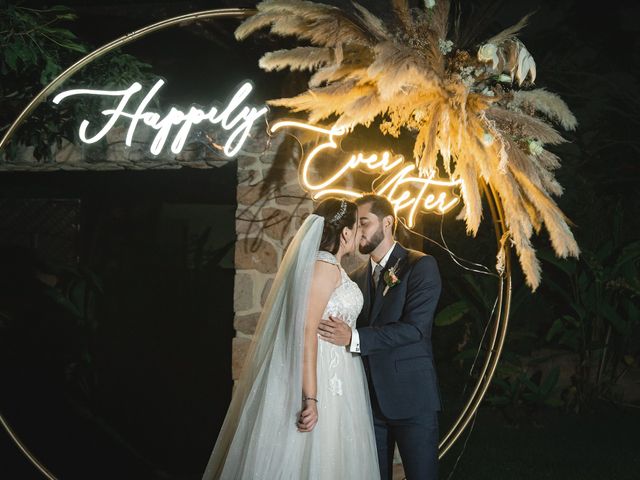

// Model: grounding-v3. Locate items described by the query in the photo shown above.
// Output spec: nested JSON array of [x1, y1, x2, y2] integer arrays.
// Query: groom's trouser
[[371, 389, 439, 480]]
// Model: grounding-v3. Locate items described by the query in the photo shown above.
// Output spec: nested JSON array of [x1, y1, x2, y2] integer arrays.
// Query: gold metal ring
[[0, 7, 511, 477], [438, 181, 512, 457]]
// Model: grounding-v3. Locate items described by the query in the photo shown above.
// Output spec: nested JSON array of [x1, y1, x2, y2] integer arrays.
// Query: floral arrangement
[[235, 0, 580, 290]]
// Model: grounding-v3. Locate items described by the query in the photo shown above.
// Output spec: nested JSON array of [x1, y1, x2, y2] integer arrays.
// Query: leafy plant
[[0, 3, 154, 161], [43, 264, 104, 402], [436, 272, 533, 362], [487, 365, 561, 408], [435, 271, 559, 418], [539, 220, 640, 411]]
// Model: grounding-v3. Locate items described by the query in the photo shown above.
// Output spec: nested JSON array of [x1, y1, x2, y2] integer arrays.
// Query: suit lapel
[[369, 243, 408, 325]]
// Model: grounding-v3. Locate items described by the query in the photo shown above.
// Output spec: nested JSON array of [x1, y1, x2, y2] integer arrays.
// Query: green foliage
[[43, 264, 104, 401], [0, 4, 87, 78], [44, 265, 104, 326], [435, 299, 470, 327], [436, 201, 639, 418], [436, 272, 560, 418], [486, 366, 562, 409], [0, 3, 154, 161], [539, 211, 640, 411], [438, 273, 498, 329]]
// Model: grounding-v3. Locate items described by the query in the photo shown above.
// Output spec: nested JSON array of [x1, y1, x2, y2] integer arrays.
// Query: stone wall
[[1, 125, 230, 171], [232, 131, 314, 380]]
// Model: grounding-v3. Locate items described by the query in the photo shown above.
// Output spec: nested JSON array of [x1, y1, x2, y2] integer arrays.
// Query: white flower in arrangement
[[528, 139, 544, 155], [438, 38, 453, 55], [482, 132, 495, 146], [498, 74, 512, 83], [424, 0, 436, 8], [478, 37, 536, 85], [481, 87, 495, 97], [459, 66, 475, 87], [477, 43, 499, 69], [516, 44, 536, 85]]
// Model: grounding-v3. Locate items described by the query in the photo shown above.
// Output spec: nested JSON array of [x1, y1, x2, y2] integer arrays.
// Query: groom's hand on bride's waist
[[318, 316, 352, 346]]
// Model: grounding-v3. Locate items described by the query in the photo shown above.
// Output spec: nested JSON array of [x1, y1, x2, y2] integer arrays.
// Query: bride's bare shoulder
[[313, 258, 341, 289]]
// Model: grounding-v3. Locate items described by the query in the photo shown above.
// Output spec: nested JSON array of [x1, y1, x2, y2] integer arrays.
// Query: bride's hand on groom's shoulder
[[318, 316, 352, 346], [297, 400, 318, 433]]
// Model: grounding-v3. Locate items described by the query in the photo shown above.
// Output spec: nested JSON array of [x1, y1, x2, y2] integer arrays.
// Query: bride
[[202, 198, 380, 479]]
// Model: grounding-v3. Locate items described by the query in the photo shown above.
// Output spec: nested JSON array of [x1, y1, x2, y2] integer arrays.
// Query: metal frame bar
[[438, 180, 512, 457]]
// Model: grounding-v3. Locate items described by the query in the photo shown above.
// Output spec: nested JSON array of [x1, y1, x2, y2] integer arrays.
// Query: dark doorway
[[0, 165, 236, 479]]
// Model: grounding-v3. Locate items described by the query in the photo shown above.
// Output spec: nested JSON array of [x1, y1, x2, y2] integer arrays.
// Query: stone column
[[232, 131, 313, 380]]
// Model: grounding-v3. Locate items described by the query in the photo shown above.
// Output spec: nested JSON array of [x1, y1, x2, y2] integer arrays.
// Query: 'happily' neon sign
[[270, 121, 462, 228], [52, 80, 268, 157]]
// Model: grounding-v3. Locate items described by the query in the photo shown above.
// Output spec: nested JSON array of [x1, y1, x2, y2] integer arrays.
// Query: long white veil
[[203, 213, 324, 479]]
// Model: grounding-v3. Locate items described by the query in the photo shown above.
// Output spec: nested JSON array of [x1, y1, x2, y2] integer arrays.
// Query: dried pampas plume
[[236, 0, 580, 291]]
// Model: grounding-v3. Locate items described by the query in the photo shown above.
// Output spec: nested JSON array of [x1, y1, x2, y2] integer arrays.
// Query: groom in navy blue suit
[[319, 194, 442, 480]]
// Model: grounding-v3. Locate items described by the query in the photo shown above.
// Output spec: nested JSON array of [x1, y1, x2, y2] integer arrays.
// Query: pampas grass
[[236, 0, 580, 290], [259, 47, 333, 71], [511, 89, 578, 130]]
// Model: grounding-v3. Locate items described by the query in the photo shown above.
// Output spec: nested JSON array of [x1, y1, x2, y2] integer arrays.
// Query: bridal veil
[[202, 213, 324, 479]]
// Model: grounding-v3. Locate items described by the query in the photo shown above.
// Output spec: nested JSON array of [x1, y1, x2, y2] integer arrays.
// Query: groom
[[319, 194, 442, 480]]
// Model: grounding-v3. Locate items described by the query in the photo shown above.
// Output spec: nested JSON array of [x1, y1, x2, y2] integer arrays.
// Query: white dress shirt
[[350, 241, 397, 353]]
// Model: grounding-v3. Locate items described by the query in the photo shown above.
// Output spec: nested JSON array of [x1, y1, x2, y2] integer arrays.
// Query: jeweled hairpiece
[[329, 199, 347, 225]]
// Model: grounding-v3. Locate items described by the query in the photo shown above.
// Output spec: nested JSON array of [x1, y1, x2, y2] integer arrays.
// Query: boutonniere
[[382, 258, 403, 296]]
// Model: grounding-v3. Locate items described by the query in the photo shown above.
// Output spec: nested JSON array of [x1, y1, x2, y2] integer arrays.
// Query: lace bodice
[[315, 251, 367, 402], [316, 251, 364, 328]]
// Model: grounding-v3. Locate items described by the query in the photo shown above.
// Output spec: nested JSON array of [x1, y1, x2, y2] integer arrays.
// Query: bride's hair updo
[[313, 197, 358, 254]]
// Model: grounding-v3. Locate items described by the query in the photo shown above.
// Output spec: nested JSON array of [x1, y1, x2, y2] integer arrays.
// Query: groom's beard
[[359, 226, 384, 255]]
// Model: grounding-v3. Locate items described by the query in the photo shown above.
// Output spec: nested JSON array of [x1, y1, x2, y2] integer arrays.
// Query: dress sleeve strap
[[316, 250, 339, 265]]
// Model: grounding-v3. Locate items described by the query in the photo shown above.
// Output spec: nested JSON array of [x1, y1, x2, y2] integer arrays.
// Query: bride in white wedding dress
[[202, 198, 379, 480]]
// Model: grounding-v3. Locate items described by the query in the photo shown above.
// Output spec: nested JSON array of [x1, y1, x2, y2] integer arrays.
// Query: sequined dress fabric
[[299, 251, 380, 479]]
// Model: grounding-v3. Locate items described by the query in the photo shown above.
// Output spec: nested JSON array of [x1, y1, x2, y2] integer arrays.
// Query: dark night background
[[1, 1, 639, 479]]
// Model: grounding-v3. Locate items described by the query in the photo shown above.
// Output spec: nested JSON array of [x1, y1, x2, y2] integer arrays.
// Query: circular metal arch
[[0, 8, 511, 478], [438, 182, 512, 457]]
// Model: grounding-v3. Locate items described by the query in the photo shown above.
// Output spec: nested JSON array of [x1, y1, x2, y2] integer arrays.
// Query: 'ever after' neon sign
[[52, 80, 268, 157], [270, 121, 462, 228]]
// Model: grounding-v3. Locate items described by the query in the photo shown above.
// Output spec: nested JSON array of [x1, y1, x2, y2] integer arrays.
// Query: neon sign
[[52, 80, 268, 157], [270, 121, 462, 228]]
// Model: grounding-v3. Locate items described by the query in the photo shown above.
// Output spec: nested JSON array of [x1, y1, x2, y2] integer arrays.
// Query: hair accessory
[[329, 199, 347, 225]]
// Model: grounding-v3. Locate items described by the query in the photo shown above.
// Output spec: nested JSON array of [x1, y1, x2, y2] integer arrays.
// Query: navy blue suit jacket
[[351, 243, 442, 419]]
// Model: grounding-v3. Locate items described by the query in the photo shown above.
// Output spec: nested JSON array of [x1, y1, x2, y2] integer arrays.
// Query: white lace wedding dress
[[202, 222, 379, 479], [302, 250, 380, 480]]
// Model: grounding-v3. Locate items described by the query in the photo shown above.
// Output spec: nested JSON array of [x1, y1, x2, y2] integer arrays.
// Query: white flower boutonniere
[[382, 258, 402, 296]]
